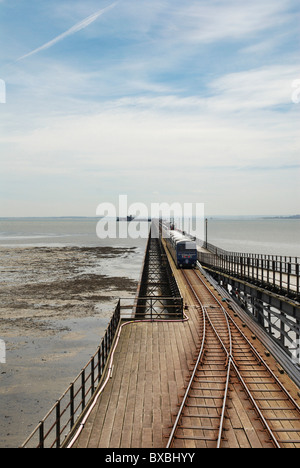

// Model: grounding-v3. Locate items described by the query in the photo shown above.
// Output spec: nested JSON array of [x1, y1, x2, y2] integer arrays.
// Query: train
[[163, 227, 198, 269]]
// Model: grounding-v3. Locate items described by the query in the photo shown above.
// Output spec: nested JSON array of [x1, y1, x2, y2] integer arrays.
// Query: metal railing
[[20, 295, 184, 449], [21, 301, 121, 449], [197, 240, 300, 300], [134, 296, 183, 319], [199, 238, 299, 268]]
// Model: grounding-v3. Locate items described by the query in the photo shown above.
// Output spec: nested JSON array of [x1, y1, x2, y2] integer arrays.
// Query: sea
[[0, 216, 299, 448], [0, 216, 299, 254], [205, 217, 300, 258]]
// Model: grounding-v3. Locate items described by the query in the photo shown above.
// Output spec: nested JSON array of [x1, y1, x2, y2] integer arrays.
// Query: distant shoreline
[[263, 215, 300, 220], [1, 215, 300, 221]]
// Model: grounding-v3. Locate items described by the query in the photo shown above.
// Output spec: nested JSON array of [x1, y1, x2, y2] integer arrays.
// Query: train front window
[[177, 243, 196, 255]]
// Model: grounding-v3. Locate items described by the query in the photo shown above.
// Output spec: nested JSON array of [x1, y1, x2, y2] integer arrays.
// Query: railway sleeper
[[178, 425, 219, 431], [174, 435, 226, 442], [180, 414, 222, 419], [191, 386, 227, 391], [271, 429, 300, 433]]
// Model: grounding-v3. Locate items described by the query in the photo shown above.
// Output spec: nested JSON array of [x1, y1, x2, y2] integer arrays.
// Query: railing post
[[101, 341, 105, 374], [81, 370, 86, 412], [272, 260, 276, 287], [91, 356, 95, 394], [56, 401, 61, 448], [70, 383, 75, 428], [98, 347, 101, 383], [106, 331, 109, 357], [39, 421, 44, 449], [266, 259, 270, 284], [287, 263, 291, 294], [279, 260, 283, 290]]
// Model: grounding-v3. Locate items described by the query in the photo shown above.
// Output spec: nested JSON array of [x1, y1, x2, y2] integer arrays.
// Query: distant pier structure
[[21, 221, 300, 449]]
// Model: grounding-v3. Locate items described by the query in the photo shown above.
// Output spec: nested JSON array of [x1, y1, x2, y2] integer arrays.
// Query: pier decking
[[72, 314, 200, 448], [67, 241, 300, 449], [69, 244, 201, 447], [21, 226, 300, 449]]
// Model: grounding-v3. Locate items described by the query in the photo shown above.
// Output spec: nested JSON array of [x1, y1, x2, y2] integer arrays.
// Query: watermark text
[[291, 79, 300, 104], [96, 196, 205, 240], [0, 339, 6, 364], [0, 79, 6, 104]]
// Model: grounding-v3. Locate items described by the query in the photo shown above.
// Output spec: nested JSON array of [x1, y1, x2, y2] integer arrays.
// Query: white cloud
[[3, 96, 297, 175], [2, 60, 299, 177], [208, 64, 299, 111], [1, 0, 299, 216], [166, 0, 294, 44], [16, 2, 118, 61]]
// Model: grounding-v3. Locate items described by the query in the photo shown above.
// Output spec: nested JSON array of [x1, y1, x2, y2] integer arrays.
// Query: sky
[[0, 0, 299, 217]]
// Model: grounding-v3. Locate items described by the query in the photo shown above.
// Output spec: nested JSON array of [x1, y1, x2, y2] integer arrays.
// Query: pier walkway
[[66, 240, 300, 449], [71, 307, 200, 448], [21, 226, 300, 449]]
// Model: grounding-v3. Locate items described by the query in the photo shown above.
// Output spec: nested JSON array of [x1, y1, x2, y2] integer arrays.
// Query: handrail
[[20, 300, 122, 449], [20, 296, 184, 449], [197, 237, 299, 268], [198, 250, 300, 299]]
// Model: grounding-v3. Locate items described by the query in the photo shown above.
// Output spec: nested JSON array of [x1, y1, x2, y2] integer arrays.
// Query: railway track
[[166, 269, 300, 449]]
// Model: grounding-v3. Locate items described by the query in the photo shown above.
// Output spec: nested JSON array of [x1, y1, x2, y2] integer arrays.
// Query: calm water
[[0, 217, 148, 249], [206, 218, 300, 257], [0, 217, 299, 256]]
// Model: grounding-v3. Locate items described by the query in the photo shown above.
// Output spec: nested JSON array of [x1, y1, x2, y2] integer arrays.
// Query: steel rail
[[201, 301, 280, 448], [198, 263, 300, 390], [224, 306, 300, 415], [193, 268, 300, 416], [185, 270, 232, 448], [166, 273, 206, 449], [217, 355, 231, 448], [230, 360, 281, 449], [166, 270, 231, 448], [192, 268, 300, 448], [200, 300, 233, 448]]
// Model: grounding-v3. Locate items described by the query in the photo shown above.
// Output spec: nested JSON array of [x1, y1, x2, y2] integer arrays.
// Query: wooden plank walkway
[[70, 242, 300, 449], [72, 282, 201, 448]]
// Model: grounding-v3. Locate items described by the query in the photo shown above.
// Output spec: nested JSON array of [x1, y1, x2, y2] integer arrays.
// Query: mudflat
[[0, 245, 139, 448]]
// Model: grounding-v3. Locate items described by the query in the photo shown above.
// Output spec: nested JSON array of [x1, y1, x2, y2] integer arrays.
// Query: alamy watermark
[[0, 79, 6, 104], [291, 79, 300, 104], [0, 339, 6, 364], [96, 196, 205, 240]]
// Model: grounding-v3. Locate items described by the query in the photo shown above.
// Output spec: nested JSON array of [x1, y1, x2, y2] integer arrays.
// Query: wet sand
[[0, 245, 141, 448]]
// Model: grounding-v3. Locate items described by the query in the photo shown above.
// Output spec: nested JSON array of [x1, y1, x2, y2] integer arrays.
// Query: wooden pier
[[71, 314, 200, 448], [66, 241, 300, 449], [21, 228, 300, 449]]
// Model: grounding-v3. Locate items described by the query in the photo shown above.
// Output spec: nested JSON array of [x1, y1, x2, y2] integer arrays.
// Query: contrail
[[17, 2, 118, 61]]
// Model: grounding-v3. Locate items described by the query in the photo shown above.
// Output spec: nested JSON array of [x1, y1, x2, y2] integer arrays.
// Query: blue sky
[[0, 0, 299, 216]]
